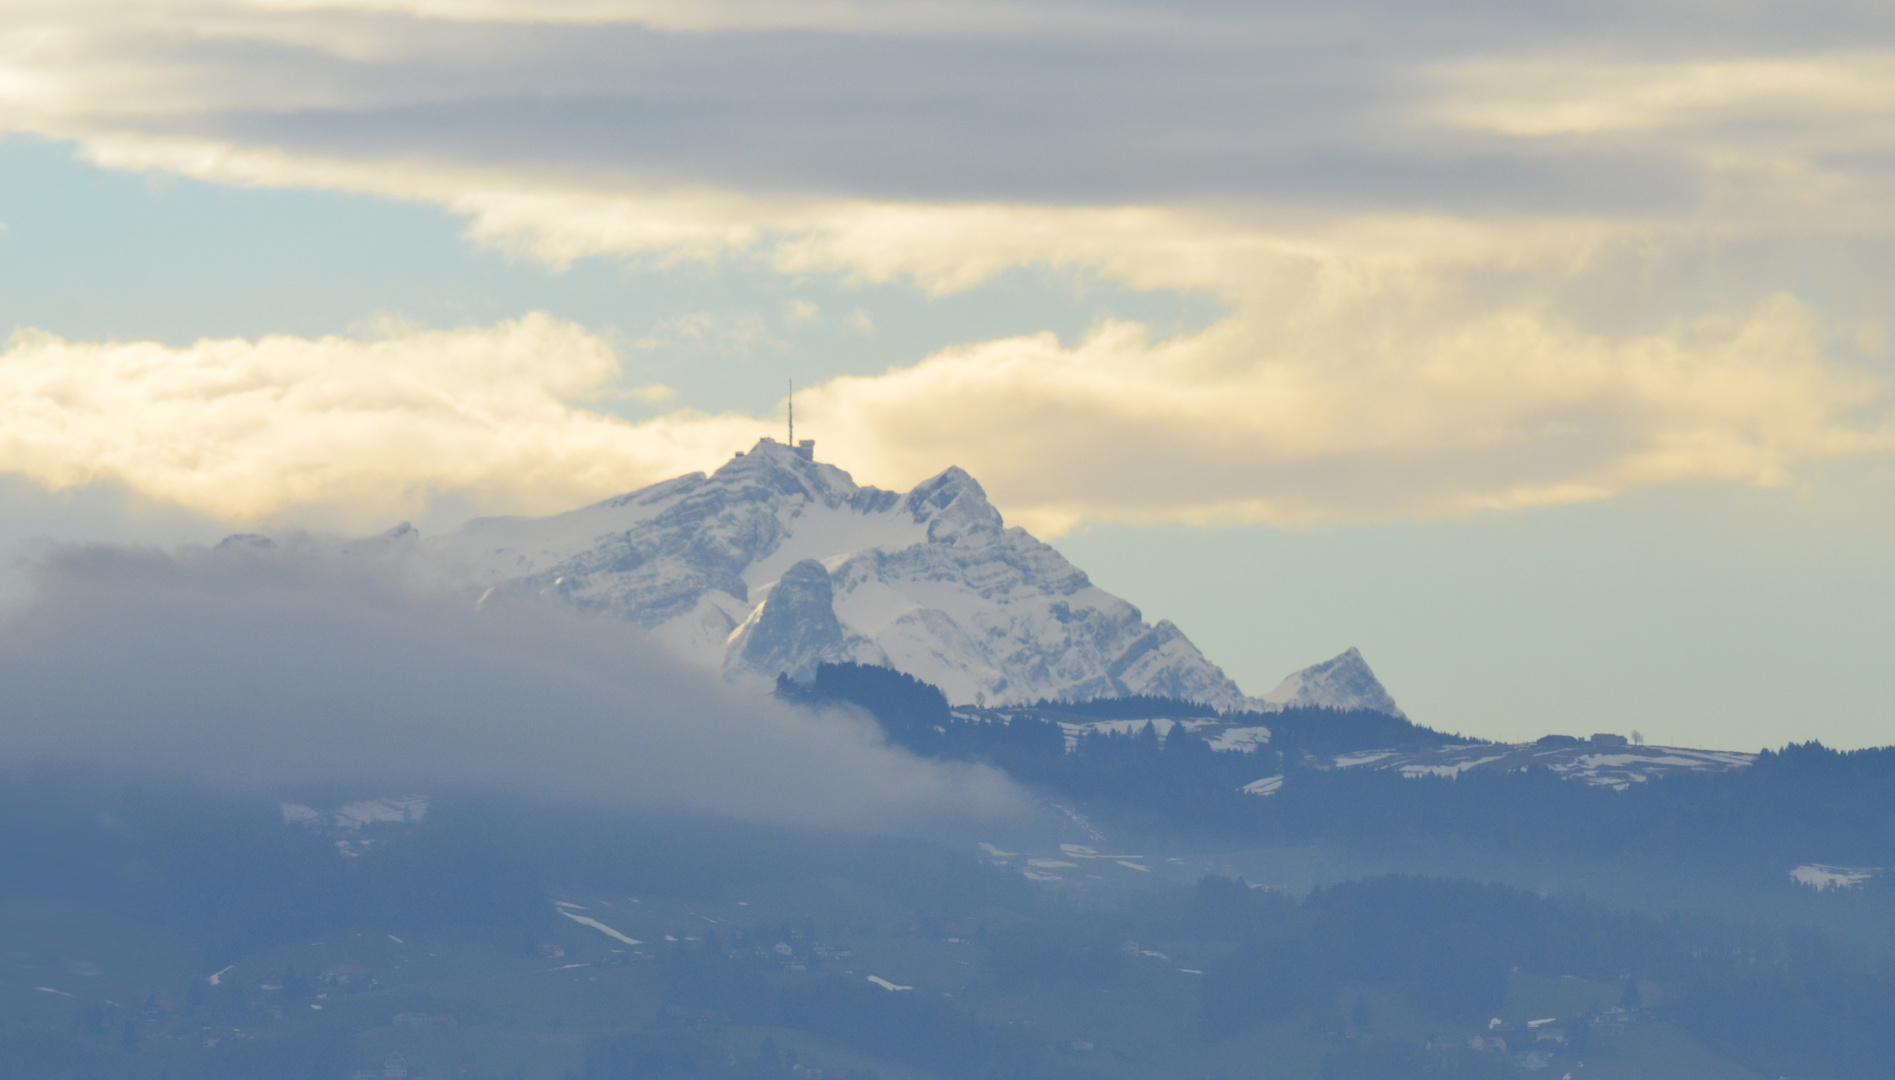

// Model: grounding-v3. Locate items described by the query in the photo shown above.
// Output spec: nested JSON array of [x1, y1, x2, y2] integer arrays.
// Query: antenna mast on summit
[[787, 378, 794, 447]]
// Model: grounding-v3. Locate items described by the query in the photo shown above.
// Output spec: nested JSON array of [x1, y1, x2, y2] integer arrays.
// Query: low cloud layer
[[0, 543, 1022, 829]]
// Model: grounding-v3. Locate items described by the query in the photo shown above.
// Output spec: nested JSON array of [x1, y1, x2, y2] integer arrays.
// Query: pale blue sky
[[0, 140, 1223, 421], [4, 1, 1895, 751], [1064, 467, 1895, 750]]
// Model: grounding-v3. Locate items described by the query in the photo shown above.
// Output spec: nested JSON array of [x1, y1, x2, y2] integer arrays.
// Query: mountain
[[426, 438, 1253, 708], [1260, 647, 1404, 717]]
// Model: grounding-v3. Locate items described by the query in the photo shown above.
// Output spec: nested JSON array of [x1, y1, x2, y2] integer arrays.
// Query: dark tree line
[[779, 665, 1895, 914]]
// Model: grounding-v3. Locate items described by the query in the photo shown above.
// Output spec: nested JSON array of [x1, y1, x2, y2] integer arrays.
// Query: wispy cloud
[[628, 311, 781, 358], [1430, 51, 1895, 138], [782, 299, 821, 328]]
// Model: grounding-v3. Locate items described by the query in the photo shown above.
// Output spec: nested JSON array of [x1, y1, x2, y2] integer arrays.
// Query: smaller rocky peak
[[1261, 647, 1405, 718], [903, 466, 1004, 539], [1102, 619, 1251, 711], [728, 559, 845, 680], [906, 466, 983, 511]]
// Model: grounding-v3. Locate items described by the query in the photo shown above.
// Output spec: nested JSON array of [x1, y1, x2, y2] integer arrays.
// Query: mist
[[0, 541, 1024, 830]]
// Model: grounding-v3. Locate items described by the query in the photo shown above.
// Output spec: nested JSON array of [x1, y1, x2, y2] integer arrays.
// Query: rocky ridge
[[426, 439, 1259, 708]]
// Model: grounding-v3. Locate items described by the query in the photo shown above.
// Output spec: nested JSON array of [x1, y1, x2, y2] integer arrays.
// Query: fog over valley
[[0, 541, 1021, 829]]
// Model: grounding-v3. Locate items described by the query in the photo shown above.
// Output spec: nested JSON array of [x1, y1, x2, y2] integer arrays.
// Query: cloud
[[7, 285, 1884, 534], [0, 0, 1814, 213], [5, 1, 1895, 531], [803, 293, 1889, 535], [628, 310, 780, 356], [783, 299, 822, 328], [1422, 51, 1895, 229], [0, 314, 765, 526], [0, 542, 1022, 828], [9, 137, 1892, 532], [586, 382, 677, 405], [119, 0, 1154, 36], [1430, 52, 1895, 138], [0, 180, 1887, 532]]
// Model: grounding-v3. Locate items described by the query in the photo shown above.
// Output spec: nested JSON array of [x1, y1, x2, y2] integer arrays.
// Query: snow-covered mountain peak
[[901, 466, 1004, 538], [1261, 647, 1405, 717], [707, 437, 869, 507], [421, 441, 1252, 709]]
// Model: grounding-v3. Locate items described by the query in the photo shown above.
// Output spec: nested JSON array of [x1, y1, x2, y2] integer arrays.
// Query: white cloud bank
[[0, 314, 760, 525], [806, 295, 1887, 533], [4, 285, 1881, 534], [4, 1, 1895, 531]]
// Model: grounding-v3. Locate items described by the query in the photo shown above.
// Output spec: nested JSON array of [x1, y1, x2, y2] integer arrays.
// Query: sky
[[2, 0, 1894, 750]]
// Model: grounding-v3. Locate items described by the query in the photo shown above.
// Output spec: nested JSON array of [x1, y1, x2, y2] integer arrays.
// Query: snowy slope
[[1325, 737, 1755, 790], [1261, 648, 1404, 717], [426, 439, 1253, 708]]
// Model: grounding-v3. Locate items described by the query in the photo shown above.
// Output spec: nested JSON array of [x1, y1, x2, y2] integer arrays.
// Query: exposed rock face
[[1261, 647, 1404, 717], [426, 438, 1253, 708], [728, 559, 846, 681]]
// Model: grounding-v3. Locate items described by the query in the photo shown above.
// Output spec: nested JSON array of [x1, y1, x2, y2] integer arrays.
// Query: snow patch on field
[[1205, 726, 1273, 753], [1059, 718, 1180, 751], [1400, 756, 1504, 779], [1060, 844, 1142, 860], [867, 976, 912, 991], [1310, 741, 1756, 790], [1791, 864, 1882, 891], [1242, 775, 1284, 797], [282, 796, 428, 831], [333, 796, 429, 829], [1334, 751, 1397, 768], [557, 909, 643, 945]]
